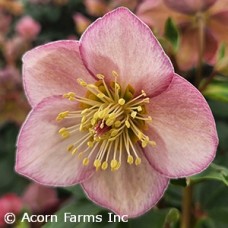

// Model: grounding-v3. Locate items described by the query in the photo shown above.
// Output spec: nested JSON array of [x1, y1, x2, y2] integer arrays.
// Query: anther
[[118, 98, 125, 105], [125, 120, 130, 128], [137, 106, 142, 111], [141, 90, 147, 96], [96, 74, 105, 79], [94, 159, 101, 170], [83, 157, 89, 166], [135, 157, 141, 166], [112, 71, 118, 78], [87, 141, 94, 147], [143, 98, 150, 103], [101, 161, 108, 170], [77, 78, 87, 87], [127, 155, 134, 165], [72, 148, 78, 155], [111, 129, 119, 137], [131, 111, 137, 118], [111, 159, 118, 169], [67, 144, 74, 152], [97, 93, 105, 99], [149, 141, 157, 147], [114, 120, 121, 128]]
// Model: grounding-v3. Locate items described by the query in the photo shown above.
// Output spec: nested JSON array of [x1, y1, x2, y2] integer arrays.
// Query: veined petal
[[15, 96, 95, 186], [82, 152, 169, 218], [80, 7, 173, 97], [164, 0, 217, 14], [144, 75, 218, 178], [23, 40, 94, 107]]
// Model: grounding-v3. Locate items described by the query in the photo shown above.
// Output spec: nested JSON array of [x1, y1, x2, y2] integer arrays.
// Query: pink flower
[[0, 194, 23, 226], [73, 13, 91, 34], [22, 183, 59, 214], [84, 0, 107, 16], [137, 0, 228, 70], [15, 8, 218, 217], [16, 16, 41, 40]]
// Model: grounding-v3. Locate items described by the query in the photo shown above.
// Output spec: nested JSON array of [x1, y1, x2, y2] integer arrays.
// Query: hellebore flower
[[22, 183, 59, 214], [0, 194, 23, 226], [15, 7, 218, 217], [137, 0, 228, 70], [16, 16, 41, 41]]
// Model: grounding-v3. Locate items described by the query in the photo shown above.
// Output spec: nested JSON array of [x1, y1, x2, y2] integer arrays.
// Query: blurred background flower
[[137, 0, 228, 71]]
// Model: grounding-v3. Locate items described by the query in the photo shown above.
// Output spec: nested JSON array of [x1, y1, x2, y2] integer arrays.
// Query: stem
[[181, 14, 205, 228], [195, 13, 205, 88], [181, 185, 193, 228], [199, 71, 217, 92]]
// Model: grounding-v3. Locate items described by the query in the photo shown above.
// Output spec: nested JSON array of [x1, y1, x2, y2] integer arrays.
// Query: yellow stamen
[[77, 78, 87, 87], [118, 98, 125, 105], [67, 144, 74, 152], [83, 157, 89, 166], [101, 161, 108, 170], [127, 155, 134, 165], [111, 159, 118, 169], [135, 157, 141, 166], [94, 159, 101, 170], [57, 71, 155, 172]]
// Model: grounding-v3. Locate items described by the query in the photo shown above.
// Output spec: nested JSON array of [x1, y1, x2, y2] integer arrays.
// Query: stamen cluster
[[56, 71, 156, 171]]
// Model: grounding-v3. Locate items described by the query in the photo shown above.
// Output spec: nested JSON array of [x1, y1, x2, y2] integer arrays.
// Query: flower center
[[56, 71, 156, 171]]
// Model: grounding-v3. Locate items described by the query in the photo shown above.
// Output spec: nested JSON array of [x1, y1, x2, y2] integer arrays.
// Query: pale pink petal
[[204, 28, 219, 65], [144, 75, 218, 178], [208, 11, 228, 49], [208, 0, 228, 14], [23, 40, 94, 107], [164, 0, 217, 14], [80, 7, 173, 97], [82, 152, 169, 218], [137, 0, 188, 36], [176, 25, 218, 70], [212, 10, 228, 22], [16, 96, 95, 186]]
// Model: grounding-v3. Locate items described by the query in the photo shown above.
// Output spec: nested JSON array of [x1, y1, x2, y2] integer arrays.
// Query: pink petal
[[212, 10, 228, 22], [80, 7, 173, 97], [82, 153, 169, 218], [15, 96, 95, 186], [23, 40, 94, 107], [144, 75, 218, 178], [137, 0, 188, 36], [208, 11, 228, 50], [164, 0, 217, 14], [176, 25, 218, 70], [22, 183, 59, 213]]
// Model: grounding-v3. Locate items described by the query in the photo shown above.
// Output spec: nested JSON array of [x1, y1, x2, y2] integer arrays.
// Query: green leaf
[[0, 123, 29, 195], [194, 181, 228, 228], [43, 200, 104, 228], [170, 178, 187, 187], [190, 163, 228, 186], [164, 18, 180, 52], [65, 185, 87, 200], [218, 43, 226, 61], [203, 77, 228, 102], [129, 208, 180, 228]]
